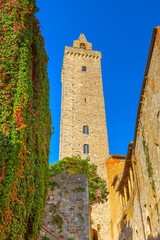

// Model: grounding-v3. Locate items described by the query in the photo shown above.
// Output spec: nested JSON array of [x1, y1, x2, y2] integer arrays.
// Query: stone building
[[107, 143, 134, 240], [59, 34, 111, 240], [131, 25, 160, 240], [106, 26, 160, 240], [59, 27, 160, 240]]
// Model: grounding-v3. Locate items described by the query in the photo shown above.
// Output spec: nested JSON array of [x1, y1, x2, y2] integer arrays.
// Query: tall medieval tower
[[59, 34, 111, 240]]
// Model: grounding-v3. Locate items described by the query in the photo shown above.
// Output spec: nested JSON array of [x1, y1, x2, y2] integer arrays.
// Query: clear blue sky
[[36, 0, 160, 164]]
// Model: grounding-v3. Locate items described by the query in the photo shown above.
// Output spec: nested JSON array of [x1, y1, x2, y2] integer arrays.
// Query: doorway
[[92, 229, 98, 240]]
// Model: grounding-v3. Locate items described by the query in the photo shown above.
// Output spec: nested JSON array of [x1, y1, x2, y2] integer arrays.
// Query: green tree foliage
[[0, 0, 51, 239], [49, 156, 109, 204]]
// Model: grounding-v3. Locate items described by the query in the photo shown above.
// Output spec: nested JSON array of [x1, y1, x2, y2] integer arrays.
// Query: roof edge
[[133, 27, 158, 148], [116, 142, 133, 192]]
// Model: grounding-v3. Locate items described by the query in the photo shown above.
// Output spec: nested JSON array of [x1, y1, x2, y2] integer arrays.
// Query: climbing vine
[[49, 156, 109, 203], [0, 0, 51, 239], [142, 139, 155, 190], [142, 134, 160, 218]]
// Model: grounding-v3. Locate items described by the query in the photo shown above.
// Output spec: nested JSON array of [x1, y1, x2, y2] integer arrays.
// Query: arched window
[[83, 144, 89, 154], [82, 66, 86, 71], [83, 126, 89, 134], [80, 43, 86, 49]]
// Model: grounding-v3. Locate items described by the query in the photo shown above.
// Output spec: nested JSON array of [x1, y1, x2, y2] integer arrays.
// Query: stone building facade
[[106, 26, 160, 240], [58, 27, 160, 240], [59, 34, 111, 240], [39, 174, 89, 240], [131, 26, 160, 240]]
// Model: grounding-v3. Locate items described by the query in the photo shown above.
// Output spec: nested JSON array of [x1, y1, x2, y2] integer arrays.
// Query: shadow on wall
[[118, 228, 160, 240], [118, 226, 133, 240], [92, 229, 98, 240], [148, 234, 160, 240]]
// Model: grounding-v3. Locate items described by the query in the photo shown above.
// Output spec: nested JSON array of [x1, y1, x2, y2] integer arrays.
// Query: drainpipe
[[132, 149, 147, 240]]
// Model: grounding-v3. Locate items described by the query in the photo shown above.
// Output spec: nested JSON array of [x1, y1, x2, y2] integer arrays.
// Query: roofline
[[133, 27, 158, 148], [108, 154, 126, 159]]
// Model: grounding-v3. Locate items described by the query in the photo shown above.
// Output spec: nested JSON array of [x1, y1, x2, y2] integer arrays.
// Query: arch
[[80, 43, 86, 49], [83, 144, 89, 154], [83, 126, 89, 134]]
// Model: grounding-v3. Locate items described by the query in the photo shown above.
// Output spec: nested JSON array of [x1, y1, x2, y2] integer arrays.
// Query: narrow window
[[80, 43, 86, 49], [147, 216, 152, 234], [82, 66, 86, 71], [83, 144, 89, 154], [156, 111, 160, 156], [157, 111, 160, 123], [83, 126, 89, 134], [84, 98, 86, 102]]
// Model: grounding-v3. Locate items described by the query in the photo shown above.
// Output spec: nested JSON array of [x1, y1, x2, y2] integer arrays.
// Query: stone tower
[[59, 34, 111, 240]]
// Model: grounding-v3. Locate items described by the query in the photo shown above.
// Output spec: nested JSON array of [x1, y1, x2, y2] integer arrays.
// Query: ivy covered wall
[[0, 0, 51, 239]]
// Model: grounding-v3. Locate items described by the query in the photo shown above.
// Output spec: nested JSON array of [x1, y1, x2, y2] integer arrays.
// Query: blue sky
[[36, 0, 160, 164]]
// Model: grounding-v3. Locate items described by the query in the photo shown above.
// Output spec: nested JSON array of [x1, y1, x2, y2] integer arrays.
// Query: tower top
[[78, 33, 87, 42], [73, 33, 92, 50]]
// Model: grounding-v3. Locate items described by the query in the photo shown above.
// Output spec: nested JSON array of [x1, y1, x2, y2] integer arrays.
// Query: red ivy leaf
[[25, 8, 30, 14], [14, 22, 18, 32]]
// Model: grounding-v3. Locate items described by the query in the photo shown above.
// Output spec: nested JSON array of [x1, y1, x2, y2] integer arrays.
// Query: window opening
[[147, 216, 152, 234], [126, 184, 130, 201], [83, 144, 89, 154], [82, 66, 86, 71], [92, 229, 98, 240], [83, 126, 89, 134], [157, 111, 160, 123], [80, 43, 86, 49]]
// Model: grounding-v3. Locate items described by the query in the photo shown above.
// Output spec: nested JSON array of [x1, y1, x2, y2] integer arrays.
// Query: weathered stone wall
[[59, 46, 109, 163], [118, 224, 133, 240], [104, 27, 160, 240], [132, 27, 160, 240], [39, 174, 90, 240], [59, 34, 111, 240]]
